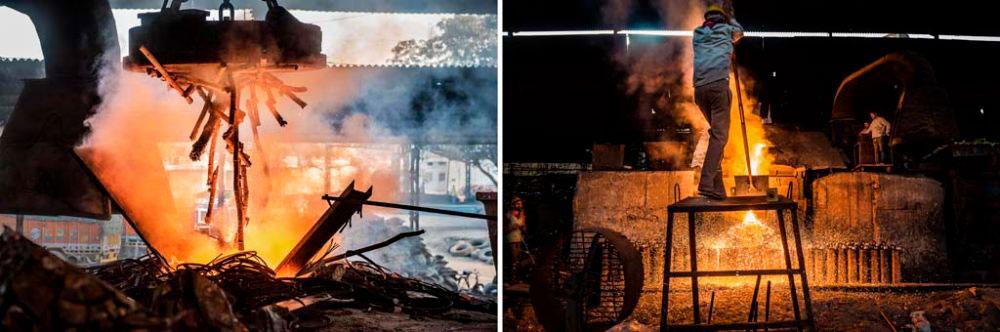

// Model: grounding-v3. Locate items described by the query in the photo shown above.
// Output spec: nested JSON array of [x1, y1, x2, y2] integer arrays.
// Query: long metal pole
[[321, 195, 495, 220], [229, 79, 244, 251], [732, 55, 755, 189]]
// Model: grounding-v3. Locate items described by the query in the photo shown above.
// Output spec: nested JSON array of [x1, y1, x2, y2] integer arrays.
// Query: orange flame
[[723, 71, 772, 177], [81, 70, 401, 274]]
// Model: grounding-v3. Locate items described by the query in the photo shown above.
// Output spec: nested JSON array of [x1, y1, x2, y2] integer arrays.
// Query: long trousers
[[694, 79, 731, 198]]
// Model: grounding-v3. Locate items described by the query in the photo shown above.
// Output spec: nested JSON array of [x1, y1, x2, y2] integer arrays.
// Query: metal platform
[[660, 196, 816, 331]]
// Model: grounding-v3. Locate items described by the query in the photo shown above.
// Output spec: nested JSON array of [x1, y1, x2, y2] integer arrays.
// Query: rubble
[[0, 227, 166, 331], [0, 226, 496, 330]]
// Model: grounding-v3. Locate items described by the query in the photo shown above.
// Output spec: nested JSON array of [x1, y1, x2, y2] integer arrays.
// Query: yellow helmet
[[705, 4, 727, 18]]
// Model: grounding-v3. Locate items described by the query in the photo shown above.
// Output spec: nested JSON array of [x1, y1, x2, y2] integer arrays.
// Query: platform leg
[[776, 208, 803, 331], [688, 211, 700, 324], [790, 208, 817, 331], [660, 211, 674, 332]]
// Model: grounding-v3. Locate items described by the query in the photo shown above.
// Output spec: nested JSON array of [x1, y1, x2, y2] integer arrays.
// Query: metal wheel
[[530, 227, 643, 332]]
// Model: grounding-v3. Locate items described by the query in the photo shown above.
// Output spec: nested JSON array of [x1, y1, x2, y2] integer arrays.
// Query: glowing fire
[[79, 70, 401, 275], [723, 71, 772, 177], [716, 210, 777, 249]]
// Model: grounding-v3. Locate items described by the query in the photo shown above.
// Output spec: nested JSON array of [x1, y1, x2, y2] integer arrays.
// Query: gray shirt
[[693, 19, 743, 87]]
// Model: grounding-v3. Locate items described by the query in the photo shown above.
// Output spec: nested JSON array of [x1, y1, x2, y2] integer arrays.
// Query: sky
[[0, 7, 472, 66]]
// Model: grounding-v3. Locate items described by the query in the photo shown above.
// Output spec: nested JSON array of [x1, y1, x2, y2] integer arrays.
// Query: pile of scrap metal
[[0, 227, 495, 331]]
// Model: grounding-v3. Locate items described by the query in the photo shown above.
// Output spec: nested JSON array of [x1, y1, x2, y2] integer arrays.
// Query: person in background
[[860, 111, 892, 164], [505, 196, 526, 282], [692, 3, 743, 200]]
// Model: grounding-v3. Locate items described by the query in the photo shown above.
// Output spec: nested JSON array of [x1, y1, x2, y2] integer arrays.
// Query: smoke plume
[[607, 0, 707, 168]]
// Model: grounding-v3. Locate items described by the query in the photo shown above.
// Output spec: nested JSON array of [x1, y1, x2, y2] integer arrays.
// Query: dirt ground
[[316, 307, 497, 332], [507, 286, 1000, 331]]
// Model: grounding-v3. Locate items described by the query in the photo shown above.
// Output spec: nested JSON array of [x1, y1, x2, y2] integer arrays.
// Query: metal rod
[[775, 208, 803, 329], [764, 281, 772, 332], [790, 208, 816, 330], [747, 274, 762, 332], [138, 45, 193, 104], [689, 211, 701, 324], [297, 230, 425, 276], [228, 81, 244, 251], [321, 195, 495, 220], [660, 212, 675, 332], [732, 55, 755, 190], [878, 306, 898, 332], [708, 291, 716, 324], [667, 269, 804, 278], [190, 88, 211, 140]]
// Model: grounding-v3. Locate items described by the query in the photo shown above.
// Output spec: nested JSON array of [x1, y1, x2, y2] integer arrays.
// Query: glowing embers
[[668, 211, 786, 286], [716, 211, 779, 250]]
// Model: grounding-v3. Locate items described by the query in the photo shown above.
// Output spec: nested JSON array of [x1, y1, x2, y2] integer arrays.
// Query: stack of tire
[[449, 238, 493, 263]]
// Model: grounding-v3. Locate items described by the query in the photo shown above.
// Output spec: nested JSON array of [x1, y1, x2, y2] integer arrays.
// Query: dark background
[[503, 0, 1000, 162]]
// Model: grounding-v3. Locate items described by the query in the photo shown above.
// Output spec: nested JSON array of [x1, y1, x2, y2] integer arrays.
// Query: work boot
[[697, 191, 725, 201]]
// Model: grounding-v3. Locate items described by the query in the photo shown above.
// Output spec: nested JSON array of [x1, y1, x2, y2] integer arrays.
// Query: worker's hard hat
[[704, 4, 727, 18]]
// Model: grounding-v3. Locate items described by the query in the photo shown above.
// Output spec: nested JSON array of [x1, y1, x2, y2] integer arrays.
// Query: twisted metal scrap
[[86, 254, 170, 305], [0, 227, 170, 330], [141, 47, 309, 248], [315, 260, 496, 315], [82, 250, 495, 330], [176, 252, 350, 312]]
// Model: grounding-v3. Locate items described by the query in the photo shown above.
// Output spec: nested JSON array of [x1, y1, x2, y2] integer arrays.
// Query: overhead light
[[511, 30, 614, 36], [503, 30, 1000, 43], [745, 31, 828, 38], [830, 32, 887, 38], [618, 30, 692, 36], [939, 35, 1000, 42]]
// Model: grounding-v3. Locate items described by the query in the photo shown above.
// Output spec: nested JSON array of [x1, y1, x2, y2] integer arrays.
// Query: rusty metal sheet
[[275, 181, 372, 275]]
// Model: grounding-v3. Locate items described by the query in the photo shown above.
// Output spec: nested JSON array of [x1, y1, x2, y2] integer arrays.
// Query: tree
[[389, 16, 497, 67]]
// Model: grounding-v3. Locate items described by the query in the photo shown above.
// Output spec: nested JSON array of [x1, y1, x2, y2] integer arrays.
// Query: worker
[[692, 3, 742, 200], [860, 111, 891, 164], [505, 196, 527, 282]]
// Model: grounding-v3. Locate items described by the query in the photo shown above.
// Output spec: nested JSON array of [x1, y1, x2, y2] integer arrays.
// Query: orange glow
[[79, 69, 401, 274], [723, 72, 773, 177], [715, 211, 778, 249]]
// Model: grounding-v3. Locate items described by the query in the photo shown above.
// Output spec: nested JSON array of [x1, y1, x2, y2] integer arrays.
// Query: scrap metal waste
[[0, 228, 495, 331], [126, 0, 328, 250]]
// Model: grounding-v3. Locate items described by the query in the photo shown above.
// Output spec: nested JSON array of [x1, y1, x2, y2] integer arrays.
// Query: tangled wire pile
[[1, 227, 494, 331]]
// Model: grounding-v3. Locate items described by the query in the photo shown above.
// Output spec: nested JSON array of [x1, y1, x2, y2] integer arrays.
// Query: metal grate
[[550, 230, 627, 324]]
